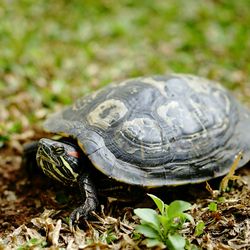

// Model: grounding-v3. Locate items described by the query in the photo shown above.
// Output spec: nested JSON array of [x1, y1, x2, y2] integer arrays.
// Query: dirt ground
[[0, 125, 250, 249]]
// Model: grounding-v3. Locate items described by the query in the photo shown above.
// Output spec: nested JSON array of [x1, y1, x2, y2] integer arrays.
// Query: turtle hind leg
[[69, 172, 98, 230], [22, 141, 40, 175]]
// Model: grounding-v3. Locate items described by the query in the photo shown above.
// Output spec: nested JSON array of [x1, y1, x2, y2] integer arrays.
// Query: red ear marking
[[68, 151, 80, 158]]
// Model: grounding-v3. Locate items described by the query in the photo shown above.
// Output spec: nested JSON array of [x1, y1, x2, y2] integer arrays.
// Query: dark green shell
[[44, 74, 250, 187]]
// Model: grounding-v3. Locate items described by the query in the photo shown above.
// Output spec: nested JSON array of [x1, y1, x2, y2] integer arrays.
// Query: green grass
[[1, 0, 250, 144], [1, 0, 249, 101]]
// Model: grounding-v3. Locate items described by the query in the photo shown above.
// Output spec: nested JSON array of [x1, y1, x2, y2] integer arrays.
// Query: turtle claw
[[69, 210, 80, 231], [69, 207, 87, 231], [69, 202, 96, 231]]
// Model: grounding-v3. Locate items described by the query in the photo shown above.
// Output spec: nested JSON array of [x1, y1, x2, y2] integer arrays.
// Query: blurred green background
[[0, 0, 250, 139]]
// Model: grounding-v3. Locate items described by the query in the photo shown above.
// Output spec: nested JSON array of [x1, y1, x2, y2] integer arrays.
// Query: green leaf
[[208, 202, 217, 212], [0, 135, 9, 148], [134, 197, 194, 249], [167, 200, 192, 219], [148, 193, 165, 214], [134, 208, 160, 229], [135, 224, 160, 239], [181, 213, 194, 224], [185, 240, 200, 250], [146, 238, 165, 248], [158, 214, 170, 232], [105, 233, 117, 244], [132, 231, 141, 240], [28, 238, 40, 245], [217, 197, 225, 203], [158, 215, 171, 228], [195, 220, 205, 236], [164, 204, 169, 212], [17, 238, 47, 250], [9, 121, 22, 133], [166, 233, 186, 250]]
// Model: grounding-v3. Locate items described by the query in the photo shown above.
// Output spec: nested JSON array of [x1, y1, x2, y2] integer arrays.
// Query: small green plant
[[208, 202, 217, 212], [195, 220, 205, 236], [17, 238, 47, 250], [134, 194, 194, 250], [104, 231, 118, 244], [0, 134, 9, 148]]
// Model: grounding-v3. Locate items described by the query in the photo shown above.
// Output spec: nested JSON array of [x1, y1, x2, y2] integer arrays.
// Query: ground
[[0, 1, 250, 249]]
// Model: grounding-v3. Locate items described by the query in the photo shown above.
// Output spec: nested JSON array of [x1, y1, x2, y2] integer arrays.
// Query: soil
[[0, 128, 249, 249]]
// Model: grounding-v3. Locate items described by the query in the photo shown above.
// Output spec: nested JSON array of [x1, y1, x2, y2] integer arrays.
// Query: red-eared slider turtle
[[24, 74, 250, 226]]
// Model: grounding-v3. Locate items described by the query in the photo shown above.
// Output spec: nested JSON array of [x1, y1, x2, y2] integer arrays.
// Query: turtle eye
[[53, 146, 65, 155]]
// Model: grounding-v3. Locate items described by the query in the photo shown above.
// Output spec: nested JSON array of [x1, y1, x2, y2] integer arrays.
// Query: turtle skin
[[43, 74, 250, 187]]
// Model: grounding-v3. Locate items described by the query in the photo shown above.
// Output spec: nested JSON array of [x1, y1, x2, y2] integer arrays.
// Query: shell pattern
[[44, 74, 250, 187]]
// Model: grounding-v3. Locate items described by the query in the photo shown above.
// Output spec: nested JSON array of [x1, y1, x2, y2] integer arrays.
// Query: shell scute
[[44, 74, 250, 186]]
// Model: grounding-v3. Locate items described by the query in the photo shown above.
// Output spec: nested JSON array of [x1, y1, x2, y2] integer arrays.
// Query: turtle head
[[36, 138, 82, 186]]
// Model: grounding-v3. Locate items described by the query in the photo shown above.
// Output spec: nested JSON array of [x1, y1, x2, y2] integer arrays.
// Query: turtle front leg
[[69, 172, 98, 229]]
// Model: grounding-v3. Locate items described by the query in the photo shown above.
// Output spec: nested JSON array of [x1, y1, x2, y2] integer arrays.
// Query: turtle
[[23, 74, 250, 227]]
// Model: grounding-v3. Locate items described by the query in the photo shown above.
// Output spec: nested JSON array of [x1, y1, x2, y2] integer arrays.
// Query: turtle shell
[[44, 74, 250, 187]]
